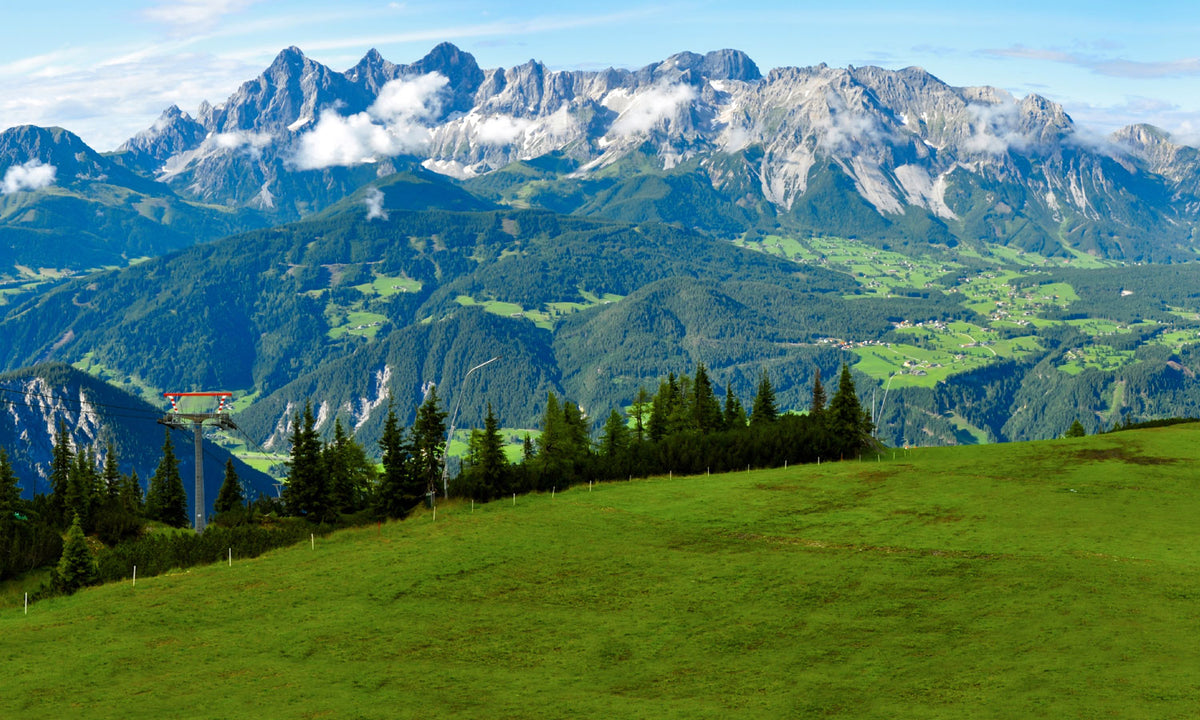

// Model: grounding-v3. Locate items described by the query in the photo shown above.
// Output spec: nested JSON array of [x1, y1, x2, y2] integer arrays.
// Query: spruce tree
[[600, 409, 631, 477], [536, 393, 567, 487], [53, 513, 97, 594], [412, 386, 448, 498], [828, 364, 873, 457], [0, 449, 20, 520], [691, 363, 724, 434], [647, 379, 672, 442], [750, 370, 778, 426], [630, 386, 652, 445], [376, 404, 419, 518], [722, 384, 747, 430], [102, 442, 121, 500], [1065, 420, 1086, 438], [65, 447, 98, 532], [147, 430, 188, 528], [464, 403, 508, 500], [48, 421, 73, 527], [810, 368, 827, 417], [214, 459, 245, 515], [120, 470, 143, 516], [283, 403, 327, 521], [325, 419, 353, 514]]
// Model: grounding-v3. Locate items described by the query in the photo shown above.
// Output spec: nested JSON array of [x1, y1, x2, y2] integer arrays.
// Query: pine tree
[[283, 403, 327, 521], [810, 368, 827, 418], [412, 386, 448, 498], [102, 442, 121, 500], [691, 363, 724, 434], [48, 421, 73, 527], [827, 364, 873, 457], [750, 370, 778, 426], [536, 392, 566, 485], [722, 384, 747, 431], [120, 470, 143, 516], [214, 459, 244, 515], [0, 449, 20, 520], [630, 386, 652, 445], [463, 403, 508, 500], [147, 430, 188, 528], [647, 379, 672, 442], [325, 419, 353, 514], [53, 513, 97, 594], [600, 408, 631, 477], [376, 404, 419, 519], [1065, 420, 1086, 438], [65, 447, 98, 532]]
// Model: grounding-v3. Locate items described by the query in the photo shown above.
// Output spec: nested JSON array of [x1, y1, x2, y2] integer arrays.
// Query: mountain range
[[3, 43, 1200, 465]]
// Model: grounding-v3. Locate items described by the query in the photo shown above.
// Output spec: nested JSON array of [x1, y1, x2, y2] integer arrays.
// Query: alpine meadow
[[3, 21, 1200, 718]]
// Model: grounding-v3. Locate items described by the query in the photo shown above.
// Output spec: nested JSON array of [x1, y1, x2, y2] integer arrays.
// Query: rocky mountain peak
[[118, 104, 207, 162]]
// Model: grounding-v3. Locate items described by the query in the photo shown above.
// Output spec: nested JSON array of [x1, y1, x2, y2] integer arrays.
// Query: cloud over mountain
[[292, 73, 447, 169], [1, 159, 56, 193]]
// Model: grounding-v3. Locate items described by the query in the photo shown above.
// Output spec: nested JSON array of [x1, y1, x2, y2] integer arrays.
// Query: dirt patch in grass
[[1071, 447, 1179, 466], [755, 483, 801, 491], [890, 507, 965, 524]]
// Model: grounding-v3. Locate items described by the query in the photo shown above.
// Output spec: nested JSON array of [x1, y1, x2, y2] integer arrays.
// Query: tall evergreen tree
[[120, 470, 143, 516], [412, 386, 448, 498], [324, 419, 353, 514], [65, 447, 98, 532], [630, 387, 652, 445], [0, 449, 20, 520], [147, 430, 188, 528], [102, 442, 121, 500], [462, 403, 508, 500], [53, 513, 97, 594], [283, 402, 328, 521], [750, 370, 778, 426], [723, 384, 747, 430], [691, 363, 724, 434], [561, 401, 591, 474], [536, 392, 567, 487], [48, 421, 73, 526], [600, 408, 631, 477], [214, 459, 245, 515], [827, 364, 873, 457], [810, 368, 827, 418], [376, 404, 419, 519]]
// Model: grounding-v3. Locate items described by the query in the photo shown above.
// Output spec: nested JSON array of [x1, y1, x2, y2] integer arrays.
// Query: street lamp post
[[440, 356, 500, 498]]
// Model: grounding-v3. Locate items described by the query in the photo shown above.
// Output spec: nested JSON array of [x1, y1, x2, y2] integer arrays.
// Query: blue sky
[[2, 0, 1200, 150]]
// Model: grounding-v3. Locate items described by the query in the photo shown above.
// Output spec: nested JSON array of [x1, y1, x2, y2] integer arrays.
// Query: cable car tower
[[158, 392, 238, 533]]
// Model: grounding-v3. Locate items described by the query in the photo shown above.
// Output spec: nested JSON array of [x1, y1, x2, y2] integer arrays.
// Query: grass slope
[[4, 426, 1200, 717]]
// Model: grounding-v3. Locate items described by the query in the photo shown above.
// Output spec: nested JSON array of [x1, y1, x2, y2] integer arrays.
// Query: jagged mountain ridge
[[105, 43, 1200, 260]]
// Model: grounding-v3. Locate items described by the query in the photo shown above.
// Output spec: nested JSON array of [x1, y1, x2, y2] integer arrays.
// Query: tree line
[[451, 363, 875, 501], [1, 363, 874, 599]]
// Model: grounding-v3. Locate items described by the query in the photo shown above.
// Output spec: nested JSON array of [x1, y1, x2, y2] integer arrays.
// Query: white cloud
[[292, 73, 447, 170], [961, 101, 1029, 155], [214, 130, 272, 153], [474, 115, 533, 145], [818, 111, 886, 154], [371, 73, 446, 122], [609, 83, 697, 137], [364, 187, 388, 220], [144, 0, 258, 31], [1, 160, 57, 194], [985, 45, 1200, 79]]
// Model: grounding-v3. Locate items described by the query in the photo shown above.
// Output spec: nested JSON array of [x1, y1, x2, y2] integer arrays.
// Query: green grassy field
[[5, 425, 1200, 718]]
